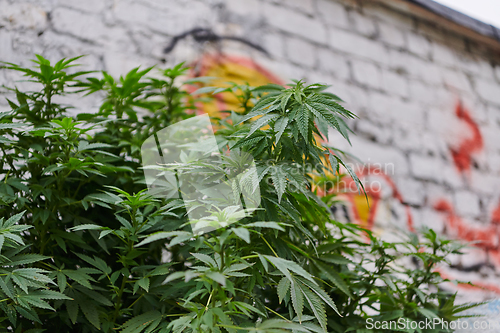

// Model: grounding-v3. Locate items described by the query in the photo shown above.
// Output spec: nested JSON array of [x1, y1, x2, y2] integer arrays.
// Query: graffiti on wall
[[187, 54, 500, 295]]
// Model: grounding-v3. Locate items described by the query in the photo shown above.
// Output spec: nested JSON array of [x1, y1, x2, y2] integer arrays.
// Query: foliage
[[0, 55, 480, 332]]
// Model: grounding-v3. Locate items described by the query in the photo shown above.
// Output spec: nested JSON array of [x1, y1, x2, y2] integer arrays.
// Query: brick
[[392, 126, 422, 152], [113, 0, 214, 36], [0, 30, 15, 63], [338, 83, 369, 116], [262, 3, 327, 44], [0, 1, 48, 31], [351, 60, 381, 88], [494, 65, 500, 84], [378, 21, 406, 48], [255, 56, 306, 81], [407, 32, 431, 59], [52, 8, 108, 41], [225, 0, 262, 16], [368, 93, 424, 128], [273, 0, 315, 16], [432, 42, 458, 68], [350, 11, 377, 38], [460, 247, 488, 269], [409, 79, 439, 106], [455, 190, 481, 218], [421, 132, 448, 157], [382, 69, 409, 98], [364, 5, 413, 30], [104, 52, 155, 78], [409, 57, 442, 85], [426, 107, 464, 136], [355, 120, 391, 144], [419, 208, 445, 233], [440, 68, 471, 92], [488, 153, 500, 175], [396, 177, 425, 206], [474, 79, 500, 106], [346, 137, 410, 176], [425, 183, 453, 206], [441, 162, 463, 189], [460, 56, 496, 81], [409, 153, 444, 182], [388, 100, 424, 128], [306, 71, 334, 86], [63, 0, 107, 13], [470, 170, 500, 196], [317, 48, 350, 80], [481, 125, 500, 154], [316, 0, 349, 29], [328, 28, 388, 65], [262, 31, 286, 59], [286, 37, 316, 67]]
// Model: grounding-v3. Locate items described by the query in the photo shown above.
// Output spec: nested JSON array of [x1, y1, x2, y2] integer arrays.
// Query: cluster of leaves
[[0, 56, 480, 332]]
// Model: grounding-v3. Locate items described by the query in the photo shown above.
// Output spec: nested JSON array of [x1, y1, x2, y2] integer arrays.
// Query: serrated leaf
[[232, 227, 250, 244], [277, 277, 290, 304], [274, 116, 289, 144], [80, 301, 100, 329]]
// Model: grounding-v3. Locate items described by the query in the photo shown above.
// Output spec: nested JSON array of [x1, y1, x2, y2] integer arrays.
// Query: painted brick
[[409, 79, 439, 106], [317, 48, 350, 80], [455, 190, 481, 218], [262, 31, 286, 59], [347, 137, 410, 176], [0, 1, 47, 31], [350, 11, 377, 38], [392, 126, 422, 152], [352, 59, 381, 88], [316, 0, 349, 29], [262, 3, 327, 44], [382, 69, 409, 98], [494, 65, 500, 84], [272, 0, 315, 16], [432, 42, 458, 68], [355, 120, 391, 144], [52, 8, 108, 41], [397, 178, 425, 206], [470, 170, 500, 196], [441, 163, 464, 189], [368, 92, 424, 128], [0, 30, 15, 63], [113, 0, 214, 36], [225, 0, 262, 16], [419, 208, 445, 233], [421, 132, 448, 157], [63, 0, 107, 13], [365, 5, 413, 30], [378, 21, 406, 48], [409, 153, 444, 182], [474, 79, 500, 106], [328, 29, 388, 65], [440, 68, 471, 92], [407, 32, 431, 59], [286, 37, 316, 67]]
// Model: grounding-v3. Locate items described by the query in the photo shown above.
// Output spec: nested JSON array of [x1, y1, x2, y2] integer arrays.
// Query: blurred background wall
[[1, 0, 500, 306]]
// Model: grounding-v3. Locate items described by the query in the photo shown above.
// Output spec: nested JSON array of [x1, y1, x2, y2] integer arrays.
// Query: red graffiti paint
[[436, 268, 500, 295], [337, 164, 414, 232], [449, 103, 483, 174], [432, 200, 500, 295], [434, 198, 500, 269]]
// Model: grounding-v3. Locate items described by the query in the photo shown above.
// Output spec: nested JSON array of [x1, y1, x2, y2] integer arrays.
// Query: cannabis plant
[[0, 56, 478, 332]]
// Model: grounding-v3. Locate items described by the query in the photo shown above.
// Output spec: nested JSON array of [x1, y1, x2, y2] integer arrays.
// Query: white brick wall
[[1, 0, 500, 302]]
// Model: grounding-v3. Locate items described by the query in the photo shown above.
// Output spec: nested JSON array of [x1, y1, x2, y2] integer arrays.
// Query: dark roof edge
[[405, 0, 500, 43]]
